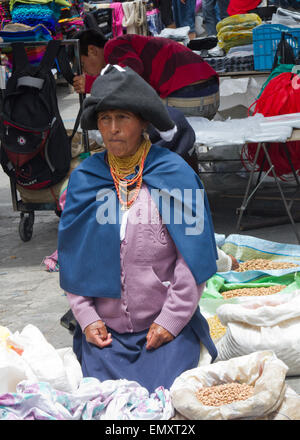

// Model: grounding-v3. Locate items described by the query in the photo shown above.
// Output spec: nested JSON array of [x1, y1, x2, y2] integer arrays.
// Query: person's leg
[[217, 0, 229, 21], [202, 0, 218, 35], [159, 0, 175, 27], [75, 324, 201, 393], [172, 0, 196, 33]]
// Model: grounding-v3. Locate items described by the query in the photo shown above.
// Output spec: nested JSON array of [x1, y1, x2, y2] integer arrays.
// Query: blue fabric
[[148, 106, 196, 156], [172, 0, 196, 33], [168, 78, 219, 98], [0, 24, 52, 42], [73, 308, 217, 393], [269, 0, 300, 7], [58, 145, 217, 299], [202, 0, 229, 36]]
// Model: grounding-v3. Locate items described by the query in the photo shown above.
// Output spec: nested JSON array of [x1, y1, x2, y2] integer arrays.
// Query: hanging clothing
[[110, 2, 124, 37], [146, 9, 163, 36], [122, 0, 147, 35]]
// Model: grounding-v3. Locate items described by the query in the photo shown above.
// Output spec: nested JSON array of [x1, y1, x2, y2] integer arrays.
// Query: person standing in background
[[172, 0, 197, 39], [159, 0, 176, 28], [202, 0, 229, 36]]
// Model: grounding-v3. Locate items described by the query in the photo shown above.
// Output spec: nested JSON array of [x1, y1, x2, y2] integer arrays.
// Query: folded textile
[[0, 23, 52, 41], [0, 378, 174, 420], [187, 37, 218, 51], [11, 3, 61, 34]]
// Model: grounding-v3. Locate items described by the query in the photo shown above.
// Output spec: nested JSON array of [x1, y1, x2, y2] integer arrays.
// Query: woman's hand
[[146, 323, 174, 350], [73, 74, 86, 94], [84, 320, 112, 348]]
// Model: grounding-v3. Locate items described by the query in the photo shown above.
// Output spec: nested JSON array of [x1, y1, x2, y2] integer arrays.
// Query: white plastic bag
[[0, 346, 34, 394], [170, 351, 289, 420], [215, 292, 300, 375], [1, 324, 82, 393]]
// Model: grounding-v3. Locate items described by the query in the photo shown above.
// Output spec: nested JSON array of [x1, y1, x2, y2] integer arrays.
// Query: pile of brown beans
[[235, 259, 298, 272], [222, 284, 285, 299], [196, 382, 254, 406]]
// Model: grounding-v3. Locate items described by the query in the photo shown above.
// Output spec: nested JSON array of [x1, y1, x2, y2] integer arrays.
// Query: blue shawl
[[58, 145, 217, 298]]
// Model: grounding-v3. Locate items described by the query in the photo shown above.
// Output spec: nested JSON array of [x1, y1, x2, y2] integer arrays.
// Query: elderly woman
[[58, 65, 218, 392]]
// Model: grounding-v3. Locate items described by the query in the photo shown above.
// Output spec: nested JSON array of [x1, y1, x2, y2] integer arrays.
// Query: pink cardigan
[[66, 185, 205, 337]]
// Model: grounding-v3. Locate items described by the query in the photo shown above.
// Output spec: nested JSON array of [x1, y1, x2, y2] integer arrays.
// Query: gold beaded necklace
[[108, 138, 151, 210]]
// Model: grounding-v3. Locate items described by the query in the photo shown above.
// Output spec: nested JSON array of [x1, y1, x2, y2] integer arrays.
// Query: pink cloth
[[110, 2, 125, 37], [66, 185, 206, 337]]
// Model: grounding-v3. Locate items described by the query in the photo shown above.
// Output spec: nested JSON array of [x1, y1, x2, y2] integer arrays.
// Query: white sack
[[170, 351, 288, 420], [216, 292, 300, 375], [172, 385, 300, 420]]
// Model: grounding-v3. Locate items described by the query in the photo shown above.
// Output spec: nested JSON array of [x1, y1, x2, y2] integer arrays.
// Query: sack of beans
[[170, 351, 299, 420], [215, 292, 300, 375]]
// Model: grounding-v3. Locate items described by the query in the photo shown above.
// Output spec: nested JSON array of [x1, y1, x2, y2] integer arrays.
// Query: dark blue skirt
[[73, 309, 217, 393]]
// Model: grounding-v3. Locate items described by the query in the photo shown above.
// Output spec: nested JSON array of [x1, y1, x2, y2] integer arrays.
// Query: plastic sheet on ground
[[221, 233, 300, 264]]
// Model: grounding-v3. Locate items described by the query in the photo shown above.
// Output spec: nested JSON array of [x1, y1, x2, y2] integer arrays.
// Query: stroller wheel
[[19, 212, 34, 242]]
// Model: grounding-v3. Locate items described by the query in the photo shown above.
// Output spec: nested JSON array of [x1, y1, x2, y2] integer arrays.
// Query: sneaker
[[208, 45, 225, 57]]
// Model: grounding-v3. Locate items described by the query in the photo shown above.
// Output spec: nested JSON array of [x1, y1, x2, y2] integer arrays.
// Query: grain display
[[235, 259, 298, 272], [196, 382, 254, 406], [222, 284, 286, 299]]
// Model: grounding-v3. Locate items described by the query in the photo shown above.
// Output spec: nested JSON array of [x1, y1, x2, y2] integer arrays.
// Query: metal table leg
[[237, 141, 300, 244], [261, 142, 300, 244], [236, 142, 263, 230]]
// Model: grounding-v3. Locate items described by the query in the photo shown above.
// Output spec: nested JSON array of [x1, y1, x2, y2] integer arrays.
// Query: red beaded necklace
[[108, 140, 150, 210]]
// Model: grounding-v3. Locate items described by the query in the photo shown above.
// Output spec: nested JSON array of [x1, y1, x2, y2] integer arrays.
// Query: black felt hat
[[81, 64, 177, 141]]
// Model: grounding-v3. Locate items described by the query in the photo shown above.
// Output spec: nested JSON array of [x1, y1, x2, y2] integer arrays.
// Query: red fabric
[[242, 72, 300, 180], [250, 72, 300, 117], [103, 34, 218, 98], [227, 0, 261, 15], [85, 74, 98, 94]]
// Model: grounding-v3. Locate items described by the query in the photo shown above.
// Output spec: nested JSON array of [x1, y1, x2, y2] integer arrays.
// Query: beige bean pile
[[207, 315, 227, 340], [235, 259, 298, 272], [196, 382, 254, 406], [222, 284, 285, 299]]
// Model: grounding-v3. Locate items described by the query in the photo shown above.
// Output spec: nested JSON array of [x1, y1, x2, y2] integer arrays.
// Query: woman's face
[[97, 109, 147, 158]]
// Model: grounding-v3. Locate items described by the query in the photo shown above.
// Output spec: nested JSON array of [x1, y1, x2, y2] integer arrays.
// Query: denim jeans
[[163, 80, 220, 118], [172, 0, 196, 33], [202, 0, 229, 36]]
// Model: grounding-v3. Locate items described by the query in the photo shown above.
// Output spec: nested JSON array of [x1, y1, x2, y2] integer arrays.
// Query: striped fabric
[[104, 34, 218, 99], [163, 91, 219, 108]]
